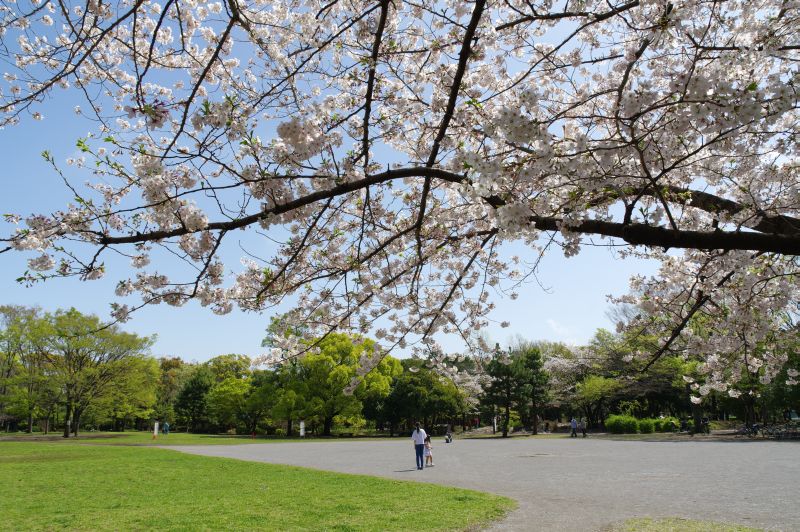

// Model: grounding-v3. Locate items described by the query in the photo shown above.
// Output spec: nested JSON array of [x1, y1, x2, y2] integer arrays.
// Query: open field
[[174, 437, 800, 531], [0, 441, 513, 531], [0, 431, 283, 445], [0, 431, 400, 446]]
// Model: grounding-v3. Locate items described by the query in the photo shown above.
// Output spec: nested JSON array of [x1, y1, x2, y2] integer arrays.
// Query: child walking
[[424, 435, 434, 467]]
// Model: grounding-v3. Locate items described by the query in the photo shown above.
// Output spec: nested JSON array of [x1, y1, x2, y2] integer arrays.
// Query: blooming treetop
[[0, 0, 798, 390]]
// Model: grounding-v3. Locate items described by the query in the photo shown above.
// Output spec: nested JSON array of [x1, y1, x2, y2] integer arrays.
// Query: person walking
[[411, 422, 427, 470], [570, 417, 578, 438], [579, 419, 587, 438]]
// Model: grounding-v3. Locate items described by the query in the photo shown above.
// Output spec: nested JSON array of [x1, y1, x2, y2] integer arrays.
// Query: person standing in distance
[[411, 422, 427, 470]]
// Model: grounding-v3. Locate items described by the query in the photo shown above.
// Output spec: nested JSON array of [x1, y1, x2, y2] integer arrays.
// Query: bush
[[605, 414, 639, 434], [657, 417, 679, 432], [638, 418, 655, 434]]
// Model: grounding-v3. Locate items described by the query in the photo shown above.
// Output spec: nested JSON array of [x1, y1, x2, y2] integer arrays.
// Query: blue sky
[[0, 94, 659, 363]]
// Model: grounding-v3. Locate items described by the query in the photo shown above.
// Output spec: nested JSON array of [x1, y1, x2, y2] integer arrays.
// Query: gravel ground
[[167, 437, 800, 531]]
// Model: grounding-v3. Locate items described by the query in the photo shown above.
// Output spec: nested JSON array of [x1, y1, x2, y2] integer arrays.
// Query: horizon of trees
[[2, 305, 797, 437]]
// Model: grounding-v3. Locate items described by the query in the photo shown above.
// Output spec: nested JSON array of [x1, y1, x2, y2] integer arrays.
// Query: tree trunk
[[287, 417, 293, 437], [27, 411, 33, 434], [73, 408, 83, 437], [690, 402, 703, 435], [502, 403, 510, 438], [63, 402, 72, 438], [323, 417, 333, 436]]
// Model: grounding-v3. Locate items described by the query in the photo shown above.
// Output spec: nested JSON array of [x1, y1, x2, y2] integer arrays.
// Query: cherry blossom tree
[[0, 0, 798, 390]]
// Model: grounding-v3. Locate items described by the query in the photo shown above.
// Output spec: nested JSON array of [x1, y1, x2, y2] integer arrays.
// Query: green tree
[[482, 349, 526, 438], [574, 376, 621, 429], [355, 354, 402, 430], [207, 377, 250, 431], [241, 370, 280, 434], [84, 355, 159, 431], [514, 343, 549, 434], [299, 334, 365, 436], [175, 367, 214, 432], [154, 357, 193, 424], [44, 308, 154, 437], [206, 354, 251, 382], [0, 306, 53, 432], [269, 360, 308, 436], [381, 359, 461, 435]]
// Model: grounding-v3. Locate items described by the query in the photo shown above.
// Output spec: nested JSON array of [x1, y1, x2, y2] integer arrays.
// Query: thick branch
[[82, 165, 800, 255]]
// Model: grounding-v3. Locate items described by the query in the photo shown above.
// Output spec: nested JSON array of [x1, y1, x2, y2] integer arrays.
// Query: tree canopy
[[0, 0, 797, 391]]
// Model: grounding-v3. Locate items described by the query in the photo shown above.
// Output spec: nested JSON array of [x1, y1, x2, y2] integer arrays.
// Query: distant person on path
[[570, 418, 578, 438], [162, 421, 170, 435], [579, 419, 587, 438], [424, 435, 434, 467], [411, 422, 427, 470], [445, 428, 453, 443]]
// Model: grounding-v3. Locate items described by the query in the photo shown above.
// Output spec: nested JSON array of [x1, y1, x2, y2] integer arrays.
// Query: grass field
[[0, 431, 403, 445], [0, 441, 514, 531], [0, 431, 286, 445]]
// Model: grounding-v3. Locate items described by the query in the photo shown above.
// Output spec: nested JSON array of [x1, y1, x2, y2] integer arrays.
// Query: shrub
[[638, 418, 655, 434], [657, 417, 679, 432], [605, 414, 639, 434]]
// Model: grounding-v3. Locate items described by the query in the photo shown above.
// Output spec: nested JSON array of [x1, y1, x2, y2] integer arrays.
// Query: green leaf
[[745, 81, 758, 92]]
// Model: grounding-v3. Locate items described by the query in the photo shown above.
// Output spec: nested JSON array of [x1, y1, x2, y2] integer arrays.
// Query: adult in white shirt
[[411, 422, 427, 470]]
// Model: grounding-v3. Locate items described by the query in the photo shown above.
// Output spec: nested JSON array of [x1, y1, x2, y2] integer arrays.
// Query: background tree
[[206, 354, 252, 382], [175, 367, 214, 433], [573, 376, 621, 429], [298, 334, 378, 436], [155, 357, 193, 425], [513, 342, 549, 434], [43, 309, 154, 437], [241, 370, 280, 435], [84, 356, 159, 431], [482, 349, 526, 438], [380, 359, 464, 435], [207, 377, 250, 432], [357, 354, 402, 432], [0, 306, 52, 432]]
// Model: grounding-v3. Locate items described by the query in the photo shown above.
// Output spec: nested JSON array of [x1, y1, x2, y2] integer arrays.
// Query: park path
[[167, 437, 799, 531]]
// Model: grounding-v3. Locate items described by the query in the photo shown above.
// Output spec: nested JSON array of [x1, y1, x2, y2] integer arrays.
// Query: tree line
[[2, 306, 797, 437]]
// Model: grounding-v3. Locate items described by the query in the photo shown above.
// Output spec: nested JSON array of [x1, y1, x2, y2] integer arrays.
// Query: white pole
[[299, 420, 305, 437], [153, 421, 159, 440]]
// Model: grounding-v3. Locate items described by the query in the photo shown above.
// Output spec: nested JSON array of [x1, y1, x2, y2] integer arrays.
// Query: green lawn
[[0, 441, 514, 531], [0, 431, 284, 445], [0, 431, 406, 446]]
